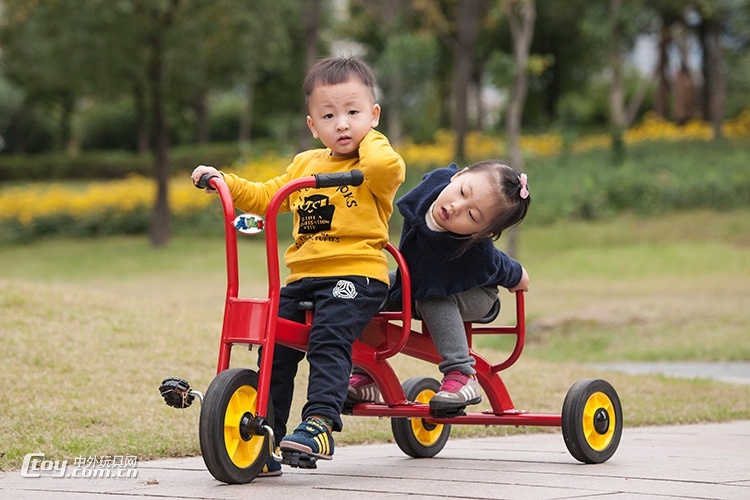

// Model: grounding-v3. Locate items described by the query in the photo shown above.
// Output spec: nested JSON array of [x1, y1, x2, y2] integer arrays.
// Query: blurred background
[[2, 2, 750, 468], [0, 0, 749, 245]]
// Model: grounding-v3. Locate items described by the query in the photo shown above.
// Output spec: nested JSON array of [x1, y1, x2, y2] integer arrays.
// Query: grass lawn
[[1, 209, 749, 471]]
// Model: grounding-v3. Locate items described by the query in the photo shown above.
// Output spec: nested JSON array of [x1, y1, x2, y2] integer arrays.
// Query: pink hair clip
[[519, 173, 529, 199]]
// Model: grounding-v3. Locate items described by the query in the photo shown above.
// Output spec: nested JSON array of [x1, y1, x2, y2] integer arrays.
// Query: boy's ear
[[370, 103, 381, 128], [370, 103, 380, 128], [306, 115, 319, 139]]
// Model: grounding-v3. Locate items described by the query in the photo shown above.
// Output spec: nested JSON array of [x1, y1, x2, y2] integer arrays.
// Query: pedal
[[341, 401, 355, 415], [430, 406, 467, 419], [159, 377, 195, 409], [280, 450, 318, 469]]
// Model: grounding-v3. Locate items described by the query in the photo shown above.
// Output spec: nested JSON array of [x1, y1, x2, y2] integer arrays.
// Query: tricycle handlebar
[[197, 173, 221, 189], [314, 170, 364, 188], [196, 170, 364, 191]]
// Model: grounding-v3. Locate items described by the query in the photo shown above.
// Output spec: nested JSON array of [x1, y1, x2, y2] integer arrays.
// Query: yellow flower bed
[[0, 175, 217, 228], [1, 111, 749, 239]]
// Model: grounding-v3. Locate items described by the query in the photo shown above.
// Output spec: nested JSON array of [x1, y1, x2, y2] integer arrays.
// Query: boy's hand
[[508, 267, 530, 293], [191, 165, 222, 193]]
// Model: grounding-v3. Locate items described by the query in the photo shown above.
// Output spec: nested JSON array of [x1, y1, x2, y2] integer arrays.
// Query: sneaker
[[258, 453, 282, 477], [429, 371, 482, 410], [280, 417, 334, 466], [346, 372, 380, 404]]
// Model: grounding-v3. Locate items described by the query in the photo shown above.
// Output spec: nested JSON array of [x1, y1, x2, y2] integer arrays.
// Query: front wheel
[[391, 377, 451, 458], [199, 368, 274, 483], [562, 378, 622, 463]]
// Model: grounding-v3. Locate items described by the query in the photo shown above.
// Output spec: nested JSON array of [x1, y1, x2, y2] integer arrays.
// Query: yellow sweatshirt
[[222, 130, 405, 285]]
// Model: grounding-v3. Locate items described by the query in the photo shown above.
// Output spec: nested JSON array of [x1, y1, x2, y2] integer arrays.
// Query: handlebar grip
[[196, 173, 220, 189], [314, 170, 364, 188]]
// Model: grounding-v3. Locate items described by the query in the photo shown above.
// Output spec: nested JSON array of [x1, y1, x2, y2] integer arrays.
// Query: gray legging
[[416, 286, 499, 376]]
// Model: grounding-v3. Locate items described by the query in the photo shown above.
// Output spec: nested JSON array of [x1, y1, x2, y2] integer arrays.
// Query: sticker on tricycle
[[233, 213, 265, 234]]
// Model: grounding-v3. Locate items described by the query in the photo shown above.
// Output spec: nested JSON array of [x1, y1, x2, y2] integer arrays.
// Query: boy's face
[[306, 79, 380, 157], [431, 169, 501, 236]]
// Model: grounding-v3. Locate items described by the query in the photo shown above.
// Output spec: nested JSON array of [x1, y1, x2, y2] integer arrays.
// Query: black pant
[[266, 275, 387, 438]]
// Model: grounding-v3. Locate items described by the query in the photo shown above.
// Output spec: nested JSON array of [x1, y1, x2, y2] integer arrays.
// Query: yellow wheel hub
[[223, 385, 264, 468], [582, 391, 616, 451], [411, 389, 445, 446]]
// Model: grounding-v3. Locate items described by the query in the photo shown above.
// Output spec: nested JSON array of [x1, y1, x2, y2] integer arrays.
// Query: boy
[[192, 56, 405, 474]]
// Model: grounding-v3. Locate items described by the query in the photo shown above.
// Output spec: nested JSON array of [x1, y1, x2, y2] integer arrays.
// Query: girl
[[348, 160, 530, 411]]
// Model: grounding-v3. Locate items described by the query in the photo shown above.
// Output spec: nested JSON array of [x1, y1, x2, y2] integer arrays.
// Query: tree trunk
[[386, 69, 404, 145], [134, 83, 150, 154], [473, 70, 484, 131], [194, 88, 209, 143], [453, 0, 481, 162], [148, 27, 170, 247], [10, 108, 25, 154], [608, 0, 626, 129], [654, 24, 671, 118], [703, 21, 725, 139], [607, 0, 626, 161], [504, 0, 535, 260], [59, 91, 76, 153], [146, 0, 182, 247], [296, 0, 321, 153], [238, 80, 255, 152]]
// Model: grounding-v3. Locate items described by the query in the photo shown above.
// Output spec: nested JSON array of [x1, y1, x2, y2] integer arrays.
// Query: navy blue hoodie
[[392, 164, 523, 302]]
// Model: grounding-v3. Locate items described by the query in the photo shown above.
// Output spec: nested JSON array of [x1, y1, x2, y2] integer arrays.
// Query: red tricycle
[[160, 170, 622, 484]]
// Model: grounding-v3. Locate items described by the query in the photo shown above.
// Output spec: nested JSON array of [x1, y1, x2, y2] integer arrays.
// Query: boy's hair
[[303, 56, 377, 110], [459, 159, 531, 251]]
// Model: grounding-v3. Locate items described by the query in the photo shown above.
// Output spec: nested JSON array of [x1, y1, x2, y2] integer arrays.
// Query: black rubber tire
[[199, 368, 274, 483], [391, 376, 451, 458], [562, 378, 623, 464]]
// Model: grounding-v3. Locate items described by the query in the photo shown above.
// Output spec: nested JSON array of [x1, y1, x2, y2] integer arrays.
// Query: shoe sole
[[280, 441, 333, 461], [258, 468, 283, 477], [429, 395, 482, 410], [280, 449, 317, 469]]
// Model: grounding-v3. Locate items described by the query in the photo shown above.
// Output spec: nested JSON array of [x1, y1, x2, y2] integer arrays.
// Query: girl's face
[[431, 168, 502, 236], [306, 79, 381, 157]]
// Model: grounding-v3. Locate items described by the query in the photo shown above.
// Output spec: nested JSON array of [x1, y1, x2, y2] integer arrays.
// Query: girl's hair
[[457, 159, 531, 252], [303, 56, 377, 110]]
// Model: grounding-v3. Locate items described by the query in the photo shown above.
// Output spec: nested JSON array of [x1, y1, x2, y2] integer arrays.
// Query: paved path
[[2, 420, 749, 500]]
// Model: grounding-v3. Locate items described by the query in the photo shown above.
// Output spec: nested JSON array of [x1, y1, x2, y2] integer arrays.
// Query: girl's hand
[[191, 165, 222, 193], [509, 267, 530, 293]]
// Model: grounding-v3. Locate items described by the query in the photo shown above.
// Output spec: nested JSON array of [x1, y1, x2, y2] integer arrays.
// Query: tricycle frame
[[183, 172, 621, 483]]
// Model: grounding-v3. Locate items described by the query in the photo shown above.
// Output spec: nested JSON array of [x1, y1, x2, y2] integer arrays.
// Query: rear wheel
[[562, 378, 622, 463], [199, 368, 274, 483], [391, 377, 451, 458]]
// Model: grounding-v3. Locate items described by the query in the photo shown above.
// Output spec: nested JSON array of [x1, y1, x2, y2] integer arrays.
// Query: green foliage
[[1, 106, 57, 155], [526, 139, 750, 225], [726, 50, 750, 118], [207, 94, 243, 143], [0, 142, 242, 182], [376, 33, 441, 142], [78, 100, 140, 151]]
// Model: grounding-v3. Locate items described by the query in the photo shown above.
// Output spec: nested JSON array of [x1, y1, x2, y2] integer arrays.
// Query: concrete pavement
[[2, 420, 749, 500]]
